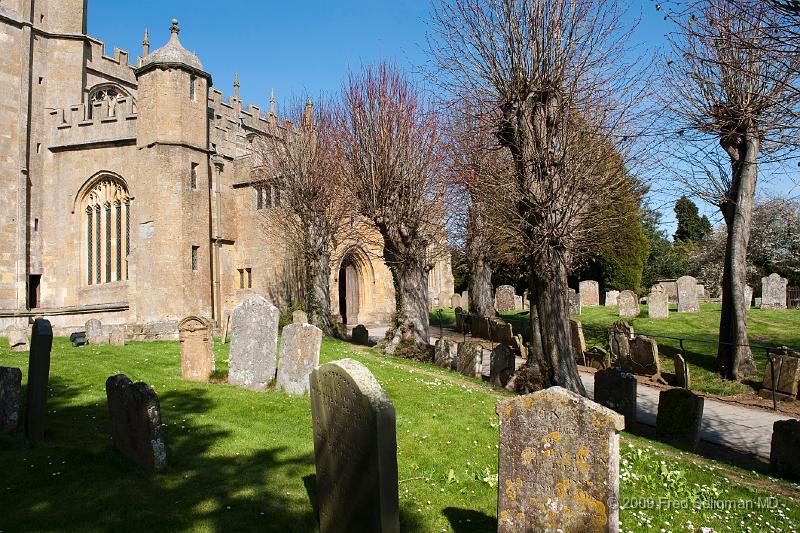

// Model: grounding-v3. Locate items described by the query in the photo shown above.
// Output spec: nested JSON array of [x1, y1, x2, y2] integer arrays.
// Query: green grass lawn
[[1, 335, 798, 532]]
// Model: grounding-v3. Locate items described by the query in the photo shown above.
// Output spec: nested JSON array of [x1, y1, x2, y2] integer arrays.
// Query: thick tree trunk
[[389, 262, 431, 348], [307, 246, 335, 336], [526, 267, 544, 362], [466, 205, 494, 316], [716, 134, 758, 380]]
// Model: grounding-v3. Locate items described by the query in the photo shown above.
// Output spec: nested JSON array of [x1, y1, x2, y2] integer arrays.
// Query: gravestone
[[25, 319, 53, 442], [85, 318, 110, 345], [755, 297, 762, 309], [623, 336, 662, 379], [567, 288, 581, 316], [744, 285, 753, 310], [676, 276, 699, 313], [105, 374, 167, 473], [579, 280, 600, 307], [696, 284, 706, 299], [6, 325, 28, 352], [608, 321, 634, 364], [489, 319, 513, 344], [450, 293, 462, 309], [434, 338, 456, 370], [570, 319, 586, 364], [489, 345, 516, 388], [762, 273, 788, 310], [109, 325, 126, 347], [605, 290, 620, 307], [438, 290, 451, 308], [496, 387, 624, 533], [511, 334, 528, 360], [647, 288, 669, 319], [352, 324, 369, 345], [513, 295, 523, 311], [461, 290, 469, 311], [674, 353, 691, 388], [0, 367, 22, 434], [495, 285, 516, 313], [657, 279, 679, 304], [594, 367, 637, 431], [457, 341, 480, 378], [221, 313, 231, 343], [276, 323, 322, 395], [656, 388, 704, 450], [292, 309, 308, 324], [471, 316, 490, 339], [584, 346, 611, 370], [618, 290, 639, 318], [228, 295, 279, 391], [454, 307, 465, 333], [771, 419, 800, 481], [309, 358, 399, 533], [178, 316, 215, 382], [759, 347, 800, 402]]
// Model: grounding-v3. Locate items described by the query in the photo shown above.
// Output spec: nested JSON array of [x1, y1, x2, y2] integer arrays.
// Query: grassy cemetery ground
[[2, 335, 799, 532], [501, 303, 800, 396]]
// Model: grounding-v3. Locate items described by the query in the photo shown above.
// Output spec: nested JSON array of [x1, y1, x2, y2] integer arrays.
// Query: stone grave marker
[[0, 366, 22, 434], [762, 273, 788, 310], [647, 288, 669, 319], [489, 319, 514, 344], [292, 309, 308, 324], [352, 324, 369, 345], [677, 276, 699, 313], [109, 325, 126, 347], [759, 347, 800, 402], [608, 321, 634, 363], [744, 285, 754, 310], [696, 284, 706, 299], [434, 338, 456, 370], [105, 374, 167, 473], [438, 290, 451, 308], [579, 280, 600, 307], [489, 345, 516, 388], [496, 387, 624, 532], [658, 279, 679, 304], [471, 316, 490, 339], [594, 367, 637, 431], [618, 290, 639, 318], [178, 316, 215, 382], [605, 290, 620, 307], [771, 419, 800, 481], [221, 313, 231, 343], [450, 293, 462, 309], [495, 285, 516, 313], [25, 319, 53, 442], [85, 318, 110, 345], [457, 341, 480, 378], [656, 388, 704, 450], [6, 325, 28, 352], [584, 347, 611, 370], [461, 290, 469, 311], [623, 336, 662, 379], [570, 319, 586, 365], [228, 295, 279, 391], [309, 358, 399, 533], [276, 323, 322, 395], [755, 297, 762, 308], [567, 288, 581, 316], [674, 354, 691, 388], [454, 307, 465, 333], [513, 294, 523, 311]]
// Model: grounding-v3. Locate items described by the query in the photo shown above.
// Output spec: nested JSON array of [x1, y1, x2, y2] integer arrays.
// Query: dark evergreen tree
[[673, 196, 708, 243]]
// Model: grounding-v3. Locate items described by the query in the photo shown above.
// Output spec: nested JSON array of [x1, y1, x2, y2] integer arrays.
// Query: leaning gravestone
[[85, 318, 110, 345], [674, 353, 691, 388], [567, 288, 581, 316], [457, 341, 481, 378], [495, 285, 516, 313], [618, 290, 639, 318], [605, 290, 620, 307], [623, 336, 662, 379], [292, 309, 308, 324], [570, 319, 586, 365], [762, 273, 788, 310], [496, 387, 624, 533], [647, 288, 669, 319], [105, 374, 167, 473], [6, 325, 28, 352], [0, 366, 22, 434], [221, 313, 231, 343], [450, 293, 462, 309], [25, 319, 53, 442], [309, 359, 400, 533], [178, 316, 215, 382], [276, 323, 322, 395], [771, 419, 800, 481], [759, 347, 800, 402], [434, 338, 456, 370], [228, 295, 279, 391], [656, 388, 704, 450], [579, 280, 600, 307], [744, 285, 754, 310], [594, 367, 637, 432], [677, 276, 699, 313], [489, 345, 516, 388], [352, 324, 369, 345]]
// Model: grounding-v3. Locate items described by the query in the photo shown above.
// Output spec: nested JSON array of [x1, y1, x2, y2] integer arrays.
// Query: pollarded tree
[[663, 0, 800, 379], [429, 0, 647, 394], [335, 63, 445, 350]]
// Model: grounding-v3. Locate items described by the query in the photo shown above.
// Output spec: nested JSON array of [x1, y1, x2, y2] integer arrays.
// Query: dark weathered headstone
[[310, 359, 399, 533], [567, 288, 581, 316], [471, 316, 490, 339], [228, 295, 279, 391], [352, 324, 369, 345], [495, 285, 516, 313], [497, 387, 624, 532], [457, 341, 480, 378], [618, 290, 639, 318], [276, 323, 322, 395], [605, 290, 620, 307], [608, 321, 634, 363], [579, 280, 600, 307], [85, 318, 110, 345], [762, 273, 788, 310], [489, 319, 513, 344], [771, 419, 800, 481], [24, 319, 52, 442], [594, 367, 637, 431], [0, 367, 22, 434], [489, 345, 516, 387], [676, 276, 699, 313], [622, 336, 662, 379], [6, 325, 29, 352], [178, 316, 215, 382], [454, 307, 465, 333], [105, 374, 167, 473], [656, 388, 704, 450], [434, 338, 456, 370], [759, 348, 800, 402], [584, 346, 611, 370], [674, 354, 691, 388], [570, 319, 586, 365], [292, 310, 309, 324]]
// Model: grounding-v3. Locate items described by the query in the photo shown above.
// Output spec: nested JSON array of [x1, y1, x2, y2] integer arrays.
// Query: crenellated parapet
[[48, 96, 138, 151], [85, 36, 138, 88]]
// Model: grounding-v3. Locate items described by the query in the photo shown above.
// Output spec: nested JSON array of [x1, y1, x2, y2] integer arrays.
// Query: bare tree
[[334, 63, 445, 350], [662, 0, 800, 379], [251, 100, 350, 335], [429, 0, 646, 394]]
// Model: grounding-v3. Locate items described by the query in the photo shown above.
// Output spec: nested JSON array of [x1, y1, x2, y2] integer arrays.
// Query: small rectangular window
[[189, 74, 196, 101], [38, 77, 43, 85], [246, 268, 252, 289], [191, 246, 199, 271], [190, 163, 198, 189], [238, 268, 245, 289]]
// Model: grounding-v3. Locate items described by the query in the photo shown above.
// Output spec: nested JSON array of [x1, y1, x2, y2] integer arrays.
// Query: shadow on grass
[[443, 506, 496, 532]]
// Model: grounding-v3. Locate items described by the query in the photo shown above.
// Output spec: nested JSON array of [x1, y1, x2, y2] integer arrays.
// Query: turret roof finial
[[142, 28, 150, 56], [234, 71, 240, 98], [170, 19, 180, 36]]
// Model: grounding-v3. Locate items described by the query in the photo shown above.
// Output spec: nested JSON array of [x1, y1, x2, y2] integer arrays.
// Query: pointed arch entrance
[[336, 246, 373, 326]]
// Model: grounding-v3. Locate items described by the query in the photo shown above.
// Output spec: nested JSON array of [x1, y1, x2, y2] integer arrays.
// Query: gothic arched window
[[82, 177, 131, 285], [87, 84, 128, 119]]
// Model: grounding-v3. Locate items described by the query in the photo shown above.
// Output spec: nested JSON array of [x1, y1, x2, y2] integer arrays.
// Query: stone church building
[[0, 1, 453, 337]]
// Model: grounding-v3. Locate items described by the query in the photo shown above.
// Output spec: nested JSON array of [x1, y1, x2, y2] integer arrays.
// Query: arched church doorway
[[338, 255, 361, 325]]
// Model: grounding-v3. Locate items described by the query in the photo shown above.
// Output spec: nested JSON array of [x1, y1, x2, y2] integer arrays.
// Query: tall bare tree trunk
[[390, 261, 431, 348], [307, 247, 334, 336], [466, 206, 494, 316], [717, 134, 758, 379]]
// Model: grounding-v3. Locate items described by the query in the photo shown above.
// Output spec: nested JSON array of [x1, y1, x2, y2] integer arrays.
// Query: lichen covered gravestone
[[25, 319, 52, 442], [771, 419, 800, 481], [489, 345, 516, 388], [6, 325, 28, 352], [617, 290, 639, 318], [105, 374, 167, 473], [457, 341, 481, 378], [594, 367, 637, 431], [85, 318, 110, 345], [656, 388, 704, 450], [228, 295, 279, 391], [495, 285, 516, 313], [623, 336, 662, 380], [309, 358, 400, 533], [608, 321, 634, 363], [676, 276, 699, 313], [109, 325, 126, 347], [178, 316, 215, 382], [352, 324, 369, 345], [759, 347, 800, 402], [567, 288, 581, 316], [579, 280, 600, 307], [0, 367, 22, 434], [434, 338, 456, 370], [292, 309, 308, 324], [605, 290, 620, 307], [496, 387, 624, 533], [647, 288, 669, 319], [761, 273, 788, 310], [276, 323, 322, 395]]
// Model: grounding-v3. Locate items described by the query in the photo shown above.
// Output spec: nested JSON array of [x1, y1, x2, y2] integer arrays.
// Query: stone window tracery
[[87, 84, 129, 119], [82, 178, 131, 285]]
